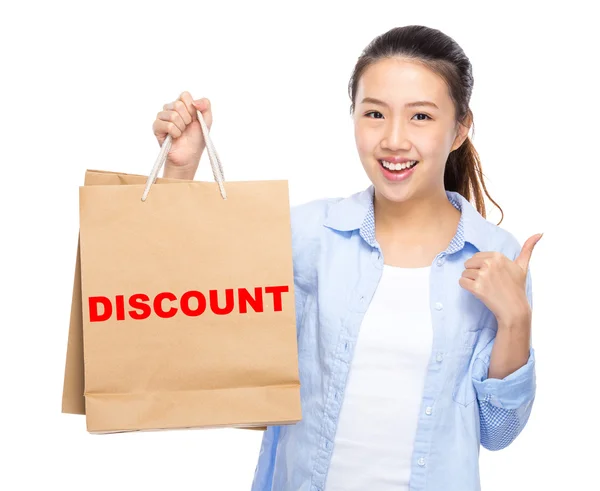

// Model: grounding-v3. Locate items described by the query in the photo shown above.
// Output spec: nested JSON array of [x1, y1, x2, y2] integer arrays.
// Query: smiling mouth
[[378, 160, 419, 172]]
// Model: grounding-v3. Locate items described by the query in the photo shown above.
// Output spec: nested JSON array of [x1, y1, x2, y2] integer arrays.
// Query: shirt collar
[[323, 185, 490, 253]]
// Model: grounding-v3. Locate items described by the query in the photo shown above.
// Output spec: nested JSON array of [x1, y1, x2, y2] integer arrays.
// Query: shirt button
[[436, 352, 444, 363], [434, 302, 443, 310], [425, 406, 433, 415], [436, 257, 445, 266], [418, 457, 426, 466]]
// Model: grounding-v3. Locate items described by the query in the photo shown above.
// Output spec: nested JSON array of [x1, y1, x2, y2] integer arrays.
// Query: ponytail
[[444, 132, 504, 225]]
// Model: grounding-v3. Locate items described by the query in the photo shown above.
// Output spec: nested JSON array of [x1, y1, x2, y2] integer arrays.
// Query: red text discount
[[88, 286, 290, 322]]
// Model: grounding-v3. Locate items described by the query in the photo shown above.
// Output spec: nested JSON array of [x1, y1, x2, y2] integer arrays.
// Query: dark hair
[[348, 25, 503, 224]]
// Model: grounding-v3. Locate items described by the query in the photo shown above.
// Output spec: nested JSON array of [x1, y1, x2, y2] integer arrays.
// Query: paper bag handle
[[141, 107, 227, 201]]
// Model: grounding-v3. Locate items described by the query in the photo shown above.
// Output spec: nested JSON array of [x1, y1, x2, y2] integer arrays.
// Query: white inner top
[[324, 264, 433, 491]]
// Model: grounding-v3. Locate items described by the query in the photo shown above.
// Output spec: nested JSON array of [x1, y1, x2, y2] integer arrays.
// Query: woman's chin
[[378, 187, 413, 203], [370, 175, 414, 202]]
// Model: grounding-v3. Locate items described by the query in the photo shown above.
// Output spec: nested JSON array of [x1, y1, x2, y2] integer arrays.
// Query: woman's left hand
[[459, 233, 543, 326]]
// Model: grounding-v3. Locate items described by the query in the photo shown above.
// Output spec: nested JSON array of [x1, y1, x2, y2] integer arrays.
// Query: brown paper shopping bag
[[61, 116, 301, 433]]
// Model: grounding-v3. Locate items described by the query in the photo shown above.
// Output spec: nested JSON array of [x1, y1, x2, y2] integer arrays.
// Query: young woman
[[152, 24, 540, 491]]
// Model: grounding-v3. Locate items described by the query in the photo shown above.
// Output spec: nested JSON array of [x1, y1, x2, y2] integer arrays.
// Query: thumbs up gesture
[[459, 233, 543, 326]]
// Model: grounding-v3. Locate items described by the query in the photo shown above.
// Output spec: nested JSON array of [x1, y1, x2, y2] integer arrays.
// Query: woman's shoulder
[[288, 197, 344, 282], [453, 191, 526, 261], [290, 196, 342, 226], [289, 196, 343, 245], [479, 218, 525, 261]]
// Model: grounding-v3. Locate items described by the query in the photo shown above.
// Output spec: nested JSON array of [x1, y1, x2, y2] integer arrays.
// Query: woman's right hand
[[152, 91, 213, 180]]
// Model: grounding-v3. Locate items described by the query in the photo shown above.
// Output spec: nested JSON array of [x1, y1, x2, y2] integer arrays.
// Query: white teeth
[[380, 160, 418, 171]]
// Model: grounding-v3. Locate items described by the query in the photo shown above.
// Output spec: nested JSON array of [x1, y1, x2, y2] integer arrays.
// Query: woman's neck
[[373, 189, 461, 267]]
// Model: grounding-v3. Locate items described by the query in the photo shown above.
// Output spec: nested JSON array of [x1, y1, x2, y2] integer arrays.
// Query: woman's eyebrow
[[360, 97, 439, 109]]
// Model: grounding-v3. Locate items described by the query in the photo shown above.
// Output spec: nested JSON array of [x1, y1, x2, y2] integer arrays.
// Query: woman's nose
[[381, 120, 411, 150]]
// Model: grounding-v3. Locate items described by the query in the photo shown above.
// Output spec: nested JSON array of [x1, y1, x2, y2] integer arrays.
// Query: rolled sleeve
[[472, 347, 536, 409], [471, 341, 536, 451]]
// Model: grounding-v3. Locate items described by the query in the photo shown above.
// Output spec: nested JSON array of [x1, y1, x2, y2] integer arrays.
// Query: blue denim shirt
[[251, 185, 536, 491]]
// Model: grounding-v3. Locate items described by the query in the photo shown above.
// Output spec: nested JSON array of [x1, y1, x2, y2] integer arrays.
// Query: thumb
[[515, 233, 543, 271]]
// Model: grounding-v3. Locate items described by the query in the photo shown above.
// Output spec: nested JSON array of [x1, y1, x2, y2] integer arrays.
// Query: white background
[[1, 1, 598, 489]]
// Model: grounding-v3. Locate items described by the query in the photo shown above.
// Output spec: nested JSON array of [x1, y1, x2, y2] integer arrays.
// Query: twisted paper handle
[[142, 107, 226, 201]]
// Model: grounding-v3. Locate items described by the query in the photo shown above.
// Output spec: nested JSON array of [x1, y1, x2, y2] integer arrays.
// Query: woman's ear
[[451, 111, 473, 152]]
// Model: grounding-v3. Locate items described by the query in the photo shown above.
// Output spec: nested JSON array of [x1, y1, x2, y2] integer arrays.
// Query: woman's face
[[353, 57, 470, 203]]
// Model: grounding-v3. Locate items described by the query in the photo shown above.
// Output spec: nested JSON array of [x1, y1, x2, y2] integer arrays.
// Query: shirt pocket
[[451, 308, 492, 407]]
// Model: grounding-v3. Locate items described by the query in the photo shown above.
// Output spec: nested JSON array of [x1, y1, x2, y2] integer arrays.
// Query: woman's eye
[[365, 111, 383, 119], [413, 113, 432, 121]]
